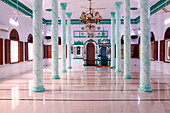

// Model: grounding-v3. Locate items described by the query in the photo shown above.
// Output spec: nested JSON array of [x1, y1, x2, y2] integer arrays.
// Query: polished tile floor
[[0, 59, 170, 113]]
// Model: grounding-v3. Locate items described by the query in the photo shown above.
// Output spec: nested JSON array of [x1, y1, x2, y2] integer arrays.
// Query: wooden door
[[160, 40, 165, 61], [86, 43, 95, 66], [0, 38, 3, 65], [5, 39, 10, 64]]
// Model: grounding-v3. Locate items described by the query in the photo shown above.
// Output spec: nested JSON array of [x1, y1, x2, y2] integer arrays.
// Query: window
[[150, 42, 154, 60], [77, 46, 80, 55], [28, 43, 33, 60], [165, 40, 170, 62], [10, 40, 18, 63]]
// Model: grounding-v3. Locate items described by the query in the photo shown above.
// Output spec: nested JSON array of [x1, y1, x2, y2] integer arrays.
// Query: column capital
[[110, 12, 116, 18], [66, 12, 72, 18], [114, 2, 122, 9], [60, 3, 67, 10]]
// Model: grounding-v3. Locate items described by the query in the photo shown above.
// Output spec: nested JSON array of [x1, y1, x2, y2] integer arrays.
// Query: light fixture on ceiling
[[164, 18, 170, 25], [9, 16, 19, 27], [79, 0, 105, 25]]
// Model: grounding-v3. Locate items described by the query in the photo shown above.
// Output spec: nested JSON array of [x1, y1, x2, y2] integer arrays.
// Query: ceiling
[[18, 0, 159, 20]]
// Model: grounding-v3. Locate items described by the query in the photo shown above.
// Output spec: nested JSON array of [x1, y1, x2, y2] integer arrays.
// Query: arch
[[164, 27, 170, 40], [150, 31, 155, 42], [10, 29, 19, 41], [58, 37, 61, 45], [28, 34, 33, 43], [138, 31, 155, 44], [84, 39, 97, 46]]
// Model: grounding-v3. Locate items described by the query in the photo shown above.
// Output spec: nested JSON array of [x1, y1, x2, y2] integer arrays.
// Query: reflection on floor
[[0, 59, 170, 113]]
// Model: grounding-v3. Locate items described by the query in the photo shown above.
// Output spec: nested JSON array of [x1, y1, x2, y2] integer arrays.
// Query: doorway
[[86, 43, 95, 66], [101, 46, 107, 66]]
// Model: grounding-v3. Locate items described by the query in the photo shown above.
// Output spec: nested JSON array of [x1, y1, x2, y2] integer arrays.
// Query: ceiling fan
[[9, 0, 30, 17], [80, 0, 106, 13], [155, 0, 170, 14]]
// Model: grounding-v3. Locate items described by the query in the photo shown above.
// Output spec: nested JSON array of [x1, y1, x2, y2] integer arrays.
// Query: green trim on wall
[[73, 30, 108, 38], [73, 58, 83, 59], [2, 0, 170, 25], [84, 39, 98, 45], [74, 41, 84, 45], [134, 0, 170, 24]]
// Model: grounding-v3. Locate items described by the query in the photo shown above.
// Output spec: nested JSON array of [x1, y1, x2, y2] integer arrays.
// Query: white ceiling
[[19, 0, 159, 20]]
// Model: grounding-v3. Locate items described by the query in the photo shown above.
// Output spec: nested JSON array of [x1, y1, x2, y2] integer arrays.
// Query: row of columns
[[111, 0, 152, 93], [31, 0, 152, 93], [32, 0, 72, 92]]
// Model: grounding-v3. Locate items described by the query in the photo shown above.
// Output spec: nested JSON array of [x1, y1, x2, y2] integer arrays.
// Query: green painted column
[[51, 0, 60, 79], [115, 2, 122, 72], [110, 12, 116, 68], [60, 3, 67, 73], [138, 0, 152, 93], [123, 0, 132, 79], [66, 12, 72, 69], [32, 0, 45, 92]]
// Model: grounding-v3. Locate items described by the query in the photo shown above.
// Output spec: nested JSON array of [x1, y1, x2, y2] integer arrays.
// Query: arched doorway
[[164, 27, 170, 62], [86, 43, 95, 66], [101, 46, 107, 66]]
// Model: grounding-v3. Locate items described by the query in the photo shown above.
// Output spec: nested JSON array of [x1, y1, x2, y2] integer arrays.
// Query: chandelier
[[79, 0, 105, 24]]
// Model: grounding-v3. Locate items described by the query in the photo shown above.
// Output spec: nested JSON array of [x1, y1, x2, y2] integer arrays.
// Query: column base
[[32, 86, 45, 93], [110, 66, 116, 69], [138, 86, 152, 93], [123, 75, 132, 79], [51, 75, 60, 79], [61, 69, 67, 73], [67, 66, 72, 69], [115, 69, 122, 72]]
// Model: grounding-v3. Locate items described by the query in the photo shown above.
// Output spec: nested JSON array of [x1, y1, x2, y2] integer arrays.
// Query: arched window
[[28, 34, 33, 43], [27, 34, 33, 61], [9, 29, 20, 63], [77, 46, 81, 55], [10, 29, 19, 41]]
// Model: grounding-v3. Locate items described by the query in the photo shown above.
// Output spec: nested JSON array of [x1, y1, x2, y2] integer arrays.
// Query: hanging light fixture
[[79, 0, 105, 28]]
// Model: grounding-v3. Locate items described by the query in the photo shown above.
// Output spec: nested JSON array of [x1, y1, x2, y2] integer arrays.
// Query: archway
[[10, 29, 19, 41], [101, 46, 107, 66], [86, 43, 95, 66]]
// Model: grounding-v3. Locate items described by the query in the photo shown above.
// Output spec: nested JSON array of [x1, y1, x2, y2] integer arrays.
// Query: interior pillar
[[32, 0, 45, 92], [110, 12, 116, 68], [138, 0, 152, 93], [115, 2, 122, 72], [60, 3, 67, 73], [51, 0, 60, 79], [123, 0, 132, 79], [66, 12, 72, 69]]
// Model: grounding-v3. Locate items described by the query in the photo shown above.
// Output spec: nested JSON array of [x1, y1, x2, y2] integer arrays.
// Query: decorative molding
[[73, 41, 84, 45], [74, 30, 108, 38]]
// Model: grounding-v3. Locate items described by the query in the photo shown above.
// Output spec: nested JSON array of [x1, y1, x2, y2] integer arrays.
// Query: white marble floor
[[0, 59, 170, 113]]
